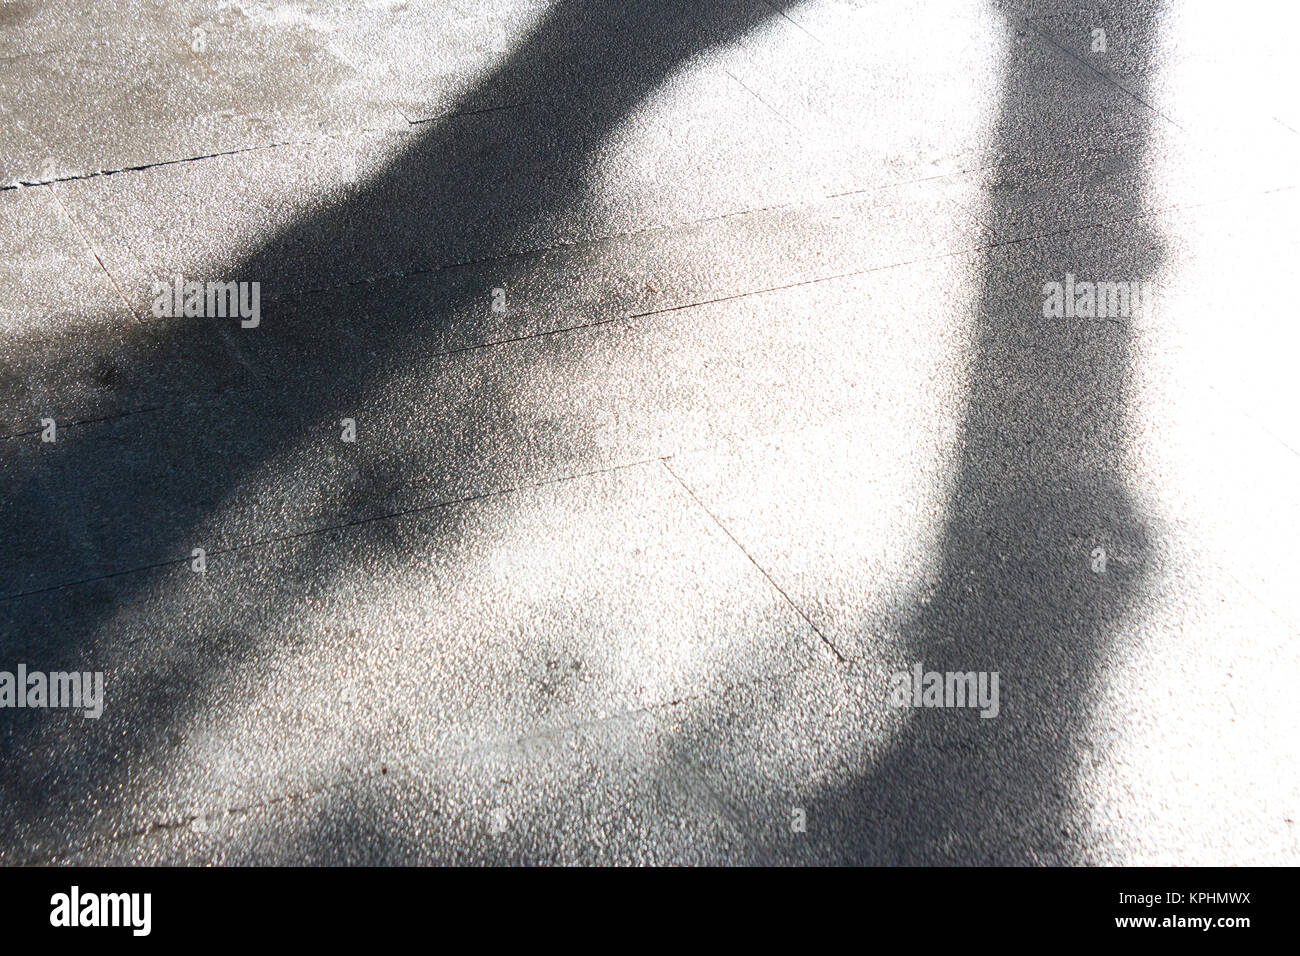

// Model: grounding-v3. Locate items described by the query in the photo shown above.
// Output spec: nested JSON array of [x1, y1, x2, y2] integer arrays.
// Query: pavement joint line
[[822, 160, 1014, 201], [427, 150, 1117, 275], [406, 100, 541, 125], [659, 457, 850, 664], [417, 312, 628, 358], [254, 187, 863, 305], [15, 774, 357, 865], [722, 67, 803, 132], [3, 114, 426, 191], [0, 386, 251, 441], [0, 98, 573, 194], [0, 455, 668, 604], [1, 140, 295, 191], [44, 182, 142, 320], [321, 30, 377, 92], [761, 0, 824, 45], [23, 141, 1015, 312], [1018, 14, 1184, 132], [628, 243, 988, 320]]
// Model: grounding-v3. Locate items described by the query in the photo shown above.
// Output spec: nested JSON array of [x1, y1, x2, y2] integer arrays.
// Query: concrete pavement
[[1, 0, 1298, 864]]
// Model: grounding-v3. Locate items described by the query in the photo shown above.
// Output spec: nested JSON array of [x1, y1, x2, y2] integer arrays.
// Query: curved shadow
[[0, 0, 803, 859], [224, 0, 1175, 866], [710, 0, 1172, 864], [1, 0, 1171, 864]]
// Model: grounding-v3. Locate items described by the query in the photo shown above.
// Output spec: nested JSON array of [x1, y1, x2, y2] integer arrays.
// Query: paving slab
[[116, 713, 751, 866], [0, 461, 821, 858], [0, 246, 990, 597], [718, 0, 1158, 192], [3, 0, 1298, 868], [0, 184, 130, 334], [0, 3, 405, 184], [52, 68, 877, 318], [651, 562, 1299, 865]]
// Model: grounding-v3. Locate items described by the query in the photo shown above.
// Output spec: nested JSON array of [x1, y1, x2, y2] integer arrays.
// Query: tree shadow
[[681, 0, 1172, 864], [247, 0, 1175, 866], [0, 0, 802, 859], [0, 0, 1171, 865]]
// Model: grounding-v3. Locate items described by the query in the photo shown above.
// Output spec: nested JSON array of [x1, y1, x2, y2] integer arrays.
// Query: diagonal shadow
[[210, 0, 1177, 865], [0, 0, 1174, 864], [0, 0, 806, 859]]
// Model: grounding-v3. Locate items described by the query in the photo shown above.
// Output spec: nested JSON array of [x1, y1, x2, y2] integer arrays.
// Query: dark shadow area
[[1, 0, 1168, 863], [0, 0, 802, 860]]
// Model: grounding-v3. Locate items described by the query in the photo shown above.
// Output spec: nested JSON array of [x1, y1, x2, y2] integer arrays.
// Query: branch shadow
[[251, 0, 1177, 866], [0, 0, 798, 860], [1, 0, 1173, 865], [684, 0, 1174, 864]]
